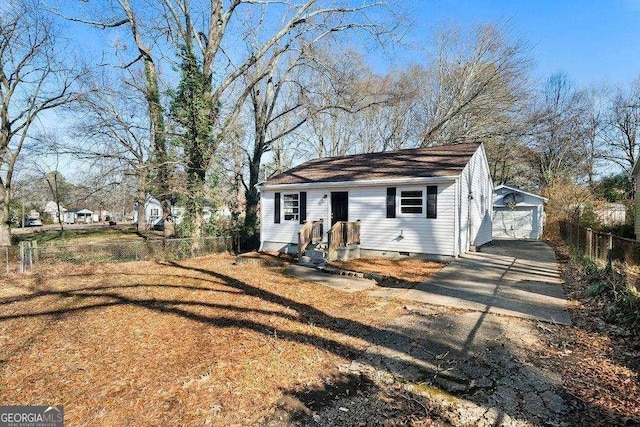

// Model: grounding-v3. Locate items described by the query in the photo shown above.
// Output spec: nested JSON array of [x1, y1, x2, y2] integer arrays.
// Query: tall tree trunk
[[0, 186, 10, 246], [186, 168, 206, 251], [243, 146, 263, 245], [136, 177, 146, 232], [144, 59, 175, 239]]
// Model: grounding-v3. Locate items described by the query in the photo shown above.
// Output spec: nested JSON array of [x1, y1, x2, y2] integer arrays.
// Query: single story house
[[133, 194, 163, 228], [633, 159, 640, 240], [133, 194, 229, 229], [63, 208, 94, 224], [43, 201, 66, 223], [257, 142, 494, 259], [492, 185, 547, 240]]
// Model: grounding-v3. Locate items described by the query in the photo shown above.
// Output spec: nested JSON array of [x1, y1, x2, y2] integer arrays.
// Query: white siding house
[[631, 158, 640, 240], [133, 194, 229, 228], [43, 201, 66, 223], [258, 142, 493, 259], [133, 194, 163, 228], [492, 185, 547, 240], [63, 208, 94, 224]]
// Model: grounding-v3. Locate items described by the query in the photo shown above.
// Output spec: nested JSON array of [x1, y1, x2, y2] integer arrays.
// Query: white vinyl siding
[[458, 146, 493, 252], [349, 183, 457, 256], [260, 189, 330, 246]]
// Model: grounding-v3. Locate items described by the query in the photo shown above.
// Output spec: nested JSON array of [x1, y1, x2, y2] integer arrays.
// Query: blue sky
[[395, 0, 640, 87]]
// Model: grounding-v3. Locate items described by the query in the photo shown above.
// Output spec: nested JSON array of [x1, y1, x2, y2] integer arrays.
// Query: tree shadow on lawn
[[0, 260, 616, 425]]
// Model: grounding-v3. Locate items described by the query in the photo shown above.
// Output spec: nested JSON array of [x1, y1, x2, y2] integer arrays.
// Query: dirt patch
[[236, 251, 296, 266], [265, 369, 450, 426], [330, 258, 444, 285]]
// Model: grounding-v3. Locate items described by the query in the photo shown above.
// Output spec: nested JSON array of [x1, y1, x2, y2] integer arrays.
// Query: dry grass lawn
[[330, 258, 444, 284], [0, 254, 407, 426]]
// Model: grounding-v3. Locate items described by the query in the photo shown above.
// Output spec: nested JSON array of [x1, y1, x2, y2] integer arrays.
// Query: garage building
[[493, 185, 547, 240]]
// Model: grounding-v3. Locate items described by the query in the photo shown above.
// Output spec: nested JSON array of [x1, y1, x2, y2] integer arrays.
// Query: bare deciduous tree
[[0, 1, 84, 245], [417, 23, 532, 146], [159, 0, 396, 245], [54, 0, 177, 238], [602, 81, 640, 173], [528, 73, 589, 187], [72, 75, 152, 231]]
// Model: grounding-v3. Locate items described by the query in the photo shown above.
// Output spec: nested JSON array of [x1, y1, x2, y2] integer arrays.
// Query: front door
[[331, 192, 348, 226]]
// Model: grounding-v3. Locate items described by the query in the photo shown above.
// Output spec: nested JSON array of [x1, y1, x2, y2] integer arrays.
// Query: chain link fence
[[3, 236, 233, 274]]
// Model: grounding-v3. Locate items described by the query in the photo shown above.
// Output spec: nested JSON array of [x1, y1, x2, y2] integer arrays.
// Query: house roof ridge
[[262, 142, 482, 187]]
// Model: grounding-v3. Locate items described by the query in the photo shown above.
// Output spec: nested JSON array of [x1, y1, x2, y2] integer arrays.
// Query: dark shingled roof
[[263, 142, 481, 186]]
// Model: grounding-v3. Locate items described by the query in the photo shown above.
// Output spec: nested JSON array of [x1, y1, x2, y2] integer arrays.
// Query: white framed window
[[150, 208, 159, 219], [400, 189, 423, 215], [283, 193, 299, 221]]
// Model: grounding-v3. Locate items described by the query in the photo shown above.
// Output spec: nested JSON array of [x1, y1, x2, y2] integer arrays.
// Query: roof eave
[[495, 184, 549, 202]]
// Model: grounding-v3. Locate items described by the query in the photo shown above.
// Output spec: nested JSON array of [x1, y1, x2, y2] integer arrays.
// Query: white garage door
[[493, 206, 538, 239]]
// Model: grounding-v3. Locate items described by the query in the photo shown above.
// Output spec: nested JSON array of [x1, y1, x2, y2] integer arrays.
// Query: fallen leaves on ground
[[539, 239, 640, 425], [0, 254, 408, 426]]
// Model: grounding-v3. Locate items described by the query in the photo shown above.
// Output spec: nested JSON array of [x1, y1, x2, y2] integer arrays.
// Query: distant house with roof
[[257, 142, 494, 260], [133, 194, 230, 229], [43, 201, 67, 223], [63, 208, 94, 224]]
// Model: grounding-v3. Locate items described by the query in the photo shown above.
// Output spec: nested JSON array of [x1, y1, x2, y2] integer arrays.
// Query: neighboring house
[[43, 201, 66, 223], [134, 194, 228, 228], [493, 185, 547, 240], [133, 194, 163, 228], [63, 208, 94, 224], [257, 142, 494, 259], [633, 160, 640, 240]]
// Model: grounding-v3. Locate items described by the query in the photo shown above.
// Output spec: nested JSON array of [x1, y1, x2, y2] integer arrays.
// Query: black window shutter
[[299, 192, 307, 224], [427, 186, 437, 218], [386, 188, 396, 218], [274, 192, 281, 223]]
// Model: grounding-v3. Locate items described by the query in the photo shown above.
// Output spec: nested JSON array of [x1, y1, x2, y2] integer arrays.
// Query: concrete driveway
[[398, 240, 572, 325]]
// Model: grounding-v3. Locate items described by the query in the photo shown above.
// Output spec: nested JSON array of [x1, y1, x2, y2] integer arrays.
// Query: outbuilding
[[492, 185, 547, 240], [63, 208, 94, 224], [257, 142, 494, 260]]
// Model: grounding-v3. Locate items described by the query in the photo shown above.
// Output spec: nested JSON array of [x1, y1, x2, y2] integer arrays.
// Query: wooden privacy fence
[[560, 221, 640, 291], [559, 221, 640, 266]]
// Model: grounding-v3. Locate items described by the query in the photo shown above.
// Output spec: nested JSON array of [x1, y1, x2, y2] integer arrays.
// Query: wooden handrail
[[298, 219, 323, 257], [327, 220, 360, 260]]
